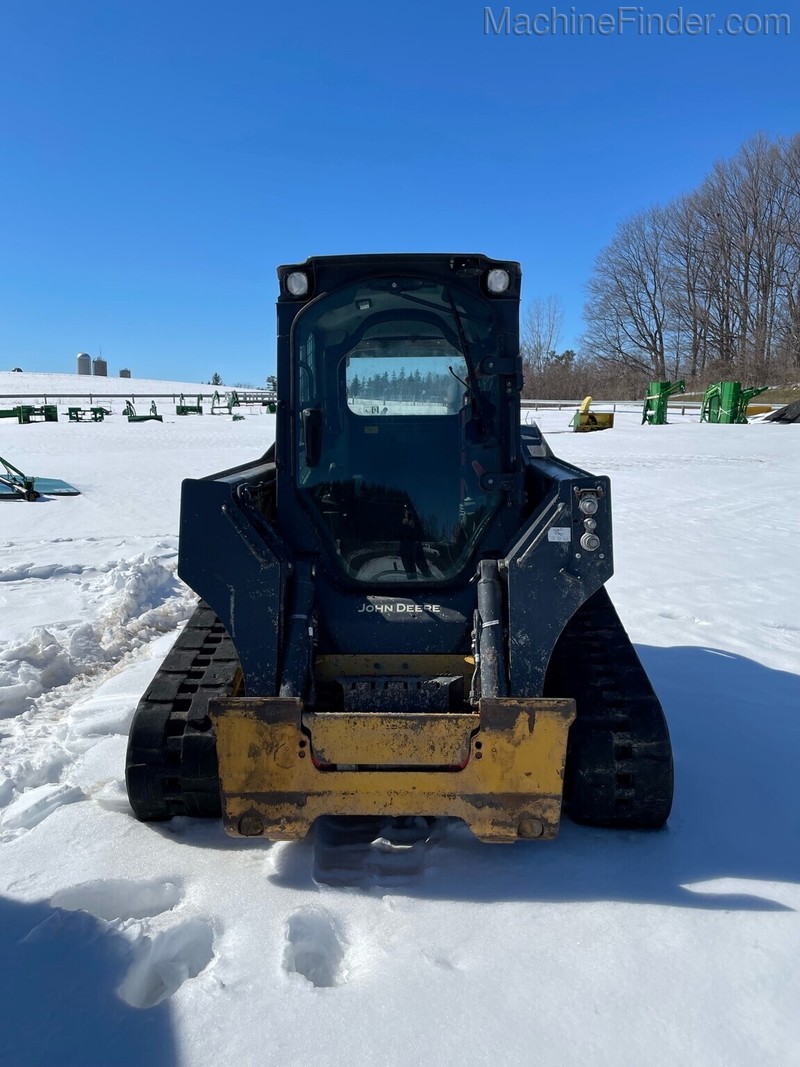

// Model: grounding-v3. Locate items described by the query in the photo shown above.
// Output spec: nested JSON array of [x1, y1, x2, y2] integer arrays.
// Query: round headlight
[[486, 268, 510, 294], [286, 271, 309, 297]]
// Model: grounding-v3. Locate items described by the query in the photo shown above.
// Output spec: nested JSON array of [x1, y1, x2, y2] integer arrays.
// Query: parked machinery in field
[[642, 380, 686, 425], [700, 381, 768, 424], [126, 254, 673, 845]]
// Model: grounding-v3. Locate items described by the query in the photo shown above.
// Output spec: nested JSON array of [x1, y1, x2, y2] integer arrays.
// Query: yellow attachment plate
[[307, 712, 475, 767], [210, 696, 576, 844]]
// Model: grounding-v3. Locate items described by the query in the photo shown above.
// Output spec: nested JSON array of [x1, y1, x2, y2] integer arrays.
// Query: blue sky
[[0, 0, 797, 383]]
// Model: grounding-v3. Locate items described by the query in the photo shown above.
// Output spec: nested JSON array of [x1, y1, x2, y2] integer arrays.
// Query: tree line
[[523, 133, 800, 399], [348, 368, 453, 402]]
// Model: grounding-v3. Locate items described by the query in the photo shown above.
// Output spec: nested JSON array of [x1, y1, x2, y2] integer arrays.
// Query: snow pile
[[90, 553, 192, 657], [0, 628, 75, 717], [0, 554, 192, 720]]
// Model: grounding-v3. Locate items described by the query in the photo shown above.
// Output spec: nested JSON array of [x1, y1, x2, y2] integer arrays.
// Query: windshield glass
[[347, 346, 467, 416], [293, 275, 504, 585]]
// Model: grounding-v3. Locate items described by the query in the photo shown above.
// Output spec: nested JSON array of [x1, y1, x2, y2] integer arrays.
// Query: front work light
[[286, 271, 309, 297], [486, 268, 510, 294]]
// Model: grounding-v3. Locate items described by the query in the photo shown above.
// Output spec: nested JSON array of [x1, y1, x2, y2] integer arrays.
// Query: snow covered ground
[[0, 370, 259, 401], [1, 374, 798, 1067]]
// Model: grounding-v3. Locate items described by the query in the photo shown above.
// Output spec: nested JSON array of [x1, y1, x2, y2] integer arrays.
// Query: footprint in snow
[[283, 906, 347, 988], [50, 878, 183, 922], [117, 919, 215, 1009]]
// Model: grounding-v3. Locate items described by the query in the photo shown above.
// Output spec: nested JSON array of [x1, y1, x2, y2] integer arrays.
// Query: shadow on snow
[[0, 896, 178, 1067]]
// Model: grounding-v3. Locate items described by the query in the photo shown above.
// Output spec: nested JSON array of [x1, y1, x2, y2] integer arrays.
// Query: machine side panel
[[179, 471, 284, 695], [506, 460, 613, 696]]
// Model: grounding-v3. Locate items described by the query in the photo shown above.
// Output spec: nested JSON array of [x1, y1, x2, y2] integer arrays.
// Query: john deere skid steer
[[126, 254, 673, 844]]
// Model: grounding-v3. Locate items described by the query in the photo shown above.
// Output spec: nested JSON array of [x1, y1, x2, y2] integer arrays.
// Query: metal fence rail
[[521, 399, 704, 413], [0, 391, 277, 406]]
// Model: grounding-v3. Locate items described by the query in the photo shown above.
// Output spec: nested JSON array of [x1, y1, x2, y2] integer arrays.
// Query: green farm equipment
[[176, 394, 203, 416], [642, 380, 686, 425], [125, 400, 163, 423], [0, 454, 80, 500], [3, 405, 59, 424], [68, 406, 110, 422], [700, 381, 768, 424], [211, 390, 242, 415]]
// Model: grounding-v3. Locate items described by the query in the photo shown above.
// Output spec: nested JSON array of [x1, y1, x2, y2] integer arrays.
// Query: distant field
[[0, 371, 268, 402]]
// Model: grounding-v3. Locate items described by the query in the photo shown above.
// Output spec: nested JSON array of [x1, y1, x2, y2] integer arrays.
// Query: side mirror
[[302, 407, 323, 468]]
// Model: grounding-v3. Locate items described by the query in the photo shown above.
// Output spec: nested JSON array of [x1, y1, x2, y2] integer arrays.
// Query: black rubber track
[[125, 603, 241, 821], [544, 586, 674, 829]]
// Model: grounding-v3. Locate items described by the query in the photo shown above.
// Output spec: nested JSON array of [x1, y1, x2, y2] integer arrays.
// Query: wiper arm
[[360, 285, 492, 435], [448, 365, 470, 391], [445, 289, 487, 436]]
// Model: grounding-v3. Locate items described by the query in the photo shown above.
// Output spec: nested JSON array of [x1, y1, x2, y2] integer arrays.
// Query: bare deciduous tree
[[583, 207, 672, 379], [521, 296, 563, 387], [775, 134, 800, 369], [581, 133, 800, 386]]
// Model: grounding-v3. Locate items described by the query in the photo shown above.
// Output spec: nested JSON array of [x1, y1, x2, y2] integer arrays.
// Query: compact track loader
[[126, 254, 673, 844]]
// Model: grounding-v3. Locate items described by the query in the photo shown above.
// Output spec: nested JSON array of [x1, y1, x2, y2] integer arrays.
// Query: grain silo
[[93, 357, 108, 377], [119, 368, 132, 378], [77, 352, 91, 375]]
